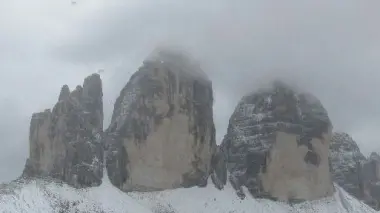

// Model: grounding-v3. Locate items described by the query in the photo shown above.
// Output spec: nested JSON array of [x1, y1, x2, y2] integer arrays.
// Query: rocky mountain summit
[[15, 48, 380, 212], [218, 81, 334, 201], [105, 48, 217, 191], [22, 74, 104, 188], [330, 132, 380, 210]]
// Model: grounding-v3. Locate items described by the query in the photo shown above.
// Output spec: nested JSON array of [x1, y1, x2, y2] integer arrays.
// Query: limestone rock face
[[329, 132, 366, 198], [221, 81, 334, 201], [106, 49, 216, 191], [23, 74, 104, 188], [329, 132, 380, 210], [210, 145, 227, 190], [361, 153, 380, 210]]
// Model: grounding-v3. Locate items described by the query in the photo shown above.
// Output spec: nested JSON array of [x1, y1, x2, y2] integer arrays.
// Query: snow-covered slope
[[0, 178, 152, 213], [130, 180, 376, 213], [0, 175, 376, 213]]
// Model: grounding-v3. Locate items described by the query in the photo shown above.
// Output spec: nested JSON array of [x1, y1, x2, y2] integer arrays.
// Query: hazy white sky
[[1, 0, 380, 182]]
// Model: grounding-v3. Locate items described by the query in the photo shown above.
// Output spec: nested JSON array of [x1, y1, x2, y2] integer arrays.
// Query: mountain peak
[[22, 73, 104, 188]]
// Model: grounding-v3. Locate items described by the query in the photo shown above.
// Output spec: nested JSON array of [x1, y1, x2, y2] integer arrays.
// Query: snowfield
[[0, 175, 376, 213]]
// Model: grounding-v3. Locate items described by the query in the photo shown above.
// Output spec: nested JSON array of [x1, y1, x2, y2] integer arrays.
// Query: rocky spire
[[105, 48, 216, 191], [218, 81, 334, 201], [58, 85, 70, 101], [22, 73, 104, 188], [329, 132, 380, 210], [330, 132, 366, 197]]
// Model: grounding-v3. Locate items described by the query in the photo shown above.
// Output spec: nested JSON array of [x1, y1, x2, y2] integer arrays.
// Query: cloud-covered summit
[[1, 0, 380, 182]]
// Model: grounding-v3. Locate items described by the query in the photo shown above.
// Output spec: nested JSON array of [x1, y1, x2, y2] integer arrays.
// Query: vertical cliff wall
[[219, 81, 334, 201], [106, 49, 216, 191], [22, 74, 104, 188]]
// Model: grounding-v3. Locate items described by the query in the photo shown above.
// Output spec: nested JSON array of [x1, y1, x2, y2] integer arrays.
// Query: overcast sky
[[1, 0, 380, 183]]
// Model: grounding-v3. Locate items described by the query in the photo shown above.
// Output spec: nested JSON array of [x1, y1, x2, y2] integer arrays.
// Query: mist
[[1, 0, 380, 182]]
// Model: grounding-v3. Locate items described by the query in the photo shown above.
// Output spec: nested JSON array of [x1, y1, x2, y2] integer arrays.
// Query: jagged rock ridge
[[330, 132, 380, 210], [218, 81, 334, 201], [330, 132, 366, 198], [22, 74, 104, 188], [362, 152, 380, 209], [105, 48, 216, 191]]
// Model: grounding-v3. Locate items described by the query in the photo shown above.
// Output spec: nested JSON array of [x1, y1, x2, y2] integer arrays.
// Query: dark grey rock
[[329, 132, 380, 210], [58, 85, 70, 101], [105, 48, 216, 191], [221, 80, 334, 201], [22, 73, 104, 188], [329, 132, 366, 198], [211, 145, 227, 190], [361, 155, 380, 210]]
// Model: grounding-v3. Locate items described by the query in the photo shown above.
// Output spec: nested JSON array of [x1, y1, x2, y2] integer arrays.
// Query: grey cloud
[[1, 0, 380, 182], [0, 99, 29, 181], [55, 0, 380, 151]]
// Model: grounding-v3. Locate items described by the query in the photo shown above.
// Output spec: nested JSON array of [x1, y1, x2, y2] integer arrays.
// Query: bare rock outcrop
[[330, 132, 380, 210], [361, 152, 380, 210], [22, 74, 104, 188], [329, 132, 366, 199], [105, 49, 216, 191], [220, 81, 334, 201], [210, 145, 227, 190]]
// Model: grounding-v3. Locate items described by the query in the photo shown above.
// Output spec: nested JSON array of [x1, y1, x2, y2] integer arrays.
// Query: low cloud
[[1, 0, 380, 181]]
